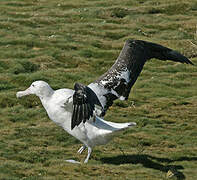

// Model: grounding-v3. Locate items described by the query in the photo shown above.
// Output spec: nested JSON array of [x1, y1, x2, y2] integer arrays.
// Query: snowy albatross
[[16, 39, 193, 163]]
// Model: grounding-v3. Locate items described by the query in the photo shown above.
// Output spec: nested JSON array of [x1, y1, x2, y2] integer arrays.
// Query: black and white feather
[[71, 83, 102, 129], [71, 39, 193, 129]]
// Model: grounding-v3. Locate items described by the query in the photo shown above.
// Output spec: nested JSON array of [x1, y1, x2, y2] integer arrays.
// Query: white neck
[[38, 88, 54, 107]]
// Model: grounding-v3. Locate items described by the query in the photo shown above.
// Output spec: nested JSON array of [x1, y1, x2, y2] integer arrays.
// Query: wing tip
[[125, 39, 194, 65], [169, 50, 194, 65]]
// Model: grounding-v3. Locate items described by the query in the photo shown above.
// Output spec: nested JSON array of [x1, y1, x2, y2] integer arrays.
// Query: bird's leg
[[84, 147, 92, 163], [77, 145, 86, 154], [65, 144, 86, 164]]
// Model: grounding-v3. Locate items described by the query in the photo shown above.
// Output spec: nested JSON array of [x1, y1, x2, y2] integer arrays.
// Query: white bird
[[16, 39, 193, 163]]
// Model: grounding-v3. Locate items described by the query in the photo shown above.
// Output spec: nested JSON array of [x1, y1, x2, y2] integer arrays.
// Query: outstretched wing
[[88, 39, 193, 114], [71, 83, 102, 130]]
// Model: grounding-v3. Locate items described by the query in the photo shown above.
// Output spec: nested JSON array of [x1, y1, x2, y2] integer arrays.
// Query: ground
[[0, 0, 197, 179]]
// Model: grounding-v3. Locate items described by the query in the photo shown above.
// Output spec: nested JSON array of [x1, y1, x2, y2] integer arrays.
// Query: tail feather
[[93, 116, 136, 132], [102, 120, 136, 130]]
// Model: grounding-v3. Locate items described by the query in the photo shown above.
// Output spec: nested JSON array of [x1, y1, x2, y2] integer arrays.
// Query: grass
[[0, 0, 197, 179]]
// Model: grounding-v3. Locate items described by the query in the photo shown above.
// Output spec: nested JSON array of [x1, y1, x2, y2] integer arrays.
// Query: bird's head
[[16, 80, 53, 99]]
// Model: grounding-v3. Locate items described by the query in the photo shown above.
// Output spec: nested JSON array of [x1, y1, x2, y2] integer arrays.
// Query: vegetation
[[0, 0, 196, 179]]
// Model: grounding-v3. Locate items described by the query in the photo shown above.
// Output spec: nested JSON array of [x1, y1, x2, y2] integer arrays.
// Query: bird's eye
[[32, 84, 35, 87]]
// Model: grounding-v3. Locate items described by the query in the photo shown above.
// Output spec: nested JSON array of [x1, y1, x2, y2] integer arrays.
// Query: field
[[0, 0, 197, 179]]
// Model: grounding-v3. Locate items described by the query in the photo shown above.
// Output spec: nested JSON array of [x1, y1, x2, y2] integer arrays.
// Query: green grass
[[0, 0, 197, 179]]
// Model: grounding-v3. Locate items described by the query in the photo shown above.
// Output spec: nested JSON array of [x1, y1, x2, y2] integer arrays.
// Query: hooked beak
[[16, 88, 32, 98]]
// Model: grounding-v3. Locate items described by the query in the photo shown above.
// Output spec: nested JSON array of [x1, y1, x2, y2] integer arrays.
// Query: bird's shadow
[[100, 154, 197, 179]]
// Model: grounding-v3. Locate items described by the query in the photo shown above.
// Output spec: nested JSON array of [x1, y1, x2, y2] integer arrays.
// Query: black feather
[[71, 83, 102, 130]]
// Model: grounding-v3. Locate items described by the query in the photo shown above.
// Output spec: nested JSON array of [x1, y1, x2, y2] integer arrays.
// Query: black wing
[[71, 83, 102, 130], [88, 39, 194, 114]]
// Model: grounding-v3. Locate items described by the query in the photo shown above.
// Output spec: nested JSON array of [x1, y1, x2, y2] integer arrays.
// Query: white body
[[41, 88, 120, 148], [16, 81, 136, 150]]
